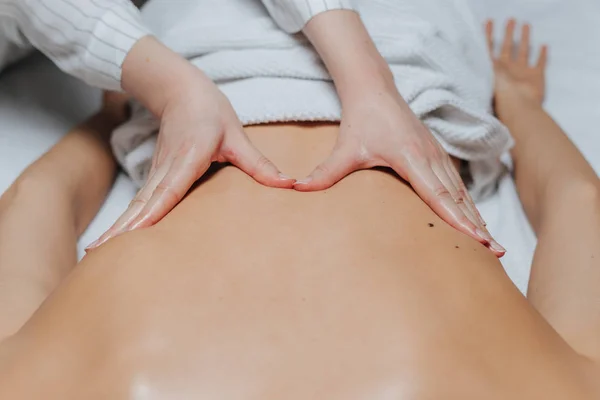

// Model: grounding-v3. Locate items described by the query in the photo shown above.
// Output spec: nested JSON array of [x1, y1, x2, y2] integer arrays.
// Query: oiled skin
[[0, 124, 594, 399]]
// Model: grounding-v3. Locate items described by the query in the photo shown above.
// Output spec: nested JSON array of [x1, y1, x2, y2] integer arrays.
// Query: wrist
[[121, 36, 202, 118], [336, 58, 397, 101], [495, 93, 542, 122], [339, 73, 414, 118]]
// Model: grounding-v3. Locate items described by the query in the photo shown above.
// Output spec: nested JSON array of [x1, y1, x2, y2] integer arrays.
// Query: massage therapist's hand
[[297, 10, 505, 257], [87, 37, 295, 250], [296, 81, 505, 257]]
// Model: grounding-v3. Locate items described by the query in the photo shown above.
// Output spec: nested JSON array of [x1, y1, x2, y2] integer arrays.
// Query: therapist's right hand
[[86, 38, 295, 250]]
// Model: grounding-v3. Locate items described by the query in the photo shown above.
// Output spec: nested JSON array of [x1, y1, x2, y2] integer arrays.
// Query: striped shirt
[[262, 0, 355, 33], [0, 0, 354, 90]]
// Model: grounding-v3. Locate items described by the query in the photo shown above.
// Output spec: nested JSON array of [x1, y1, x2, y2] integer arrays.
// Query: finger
[[437, 158, 479, 228], [85, 165, 168, 250], [293, 143, 359, 191], [517, 23, 531, 65], [127, 148, 211, 231], [442, 158, 505, 257], [431, 160, 463, 205], [500, 19, 517, 61], [388, 155, 483, 244], [443, 157, 485, 227], [536, 44, 548, 70], [429, 161, 490, 245], [485, 20, 495, 55], [224, 130, 295, 189]]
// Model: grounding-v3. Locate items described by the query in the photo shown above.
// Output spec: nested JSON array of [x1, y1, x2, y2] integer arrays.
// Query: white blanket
[[112, 0, 512, 199]]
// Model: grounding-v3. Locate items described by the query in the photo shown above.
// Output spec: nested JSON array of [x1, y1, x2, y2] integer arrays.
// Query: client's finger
[[485, 20, 495, 55], [518, 23, 531, 64], [86, 166, 168, 251], [294, 143, 358, 191], [224, 130, 295, 188], [500, 19, 516, 61], [536, 45, 548, 70], [127, 148, 210, 231]]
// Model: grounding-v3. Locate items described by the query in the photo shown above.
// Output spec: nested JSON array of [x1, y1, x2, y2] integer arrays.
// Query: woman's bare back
[[0, 125, 595, 399]]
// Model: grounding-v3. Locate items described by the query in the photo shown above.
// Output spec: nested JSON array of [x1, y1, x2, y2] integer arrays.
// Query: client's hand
[[294, 84, 505, 256], [486, 19, 547, 120], [87, 48, 295, 250]]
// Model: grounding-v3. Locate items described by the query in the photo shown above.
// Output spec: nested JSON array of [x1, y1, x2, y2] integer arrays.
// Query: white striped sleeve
[[261, 0, 356, 33], [0, 0, 149, 90]]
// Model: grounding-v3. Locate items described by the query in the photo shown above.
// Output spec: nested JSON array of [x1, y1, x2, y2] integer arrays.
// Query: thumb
[[294, 143, 358, 192], [223, 130, 295, 189]]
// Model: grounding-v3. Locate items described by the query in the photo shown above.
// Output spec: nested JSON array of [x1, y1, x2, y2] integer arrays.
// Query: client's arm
[[488, 20, 600, 362], [297, 10, 505, 256], [0, 92, 125, 339]]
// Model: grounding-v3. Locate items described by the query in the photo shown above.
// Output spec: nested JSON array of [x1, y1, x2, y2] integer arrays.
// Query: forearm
[[7, 111, 120, 237], [504, 98, 600, 360], [303, 10, 402, 106], [121, 36, 213, 118], [0, 111, 121, 338], [0, 0, 148, 90], [0, 0, 199, 114], [502, 97, 600, 232]]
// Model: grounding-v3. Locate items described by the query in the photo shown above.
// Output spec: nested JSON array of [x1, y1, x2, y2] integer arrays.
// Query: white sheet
[[1, 0, 599, 293]]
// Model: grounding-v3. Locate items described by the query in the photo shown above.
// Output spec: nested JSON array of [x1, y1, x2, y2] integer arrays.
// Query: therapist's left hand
[[294, 86, 506, 257]]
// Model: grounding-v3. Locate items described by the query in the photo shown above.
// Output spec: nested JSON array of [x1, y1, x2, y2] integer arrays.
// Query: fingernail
[[85, 239, 102, 252], [489, 240, 506, 253], [84, 242, 97, 252], [278, 173, 293, 180], [295, 177, 312, 185], [476, 228, 492, 243]]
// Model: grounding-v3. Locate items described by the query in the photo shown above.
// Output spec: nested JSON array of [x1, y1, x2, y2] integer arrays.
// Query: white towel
[[112, 0, 513, 199], [0, 17, 32, 72]]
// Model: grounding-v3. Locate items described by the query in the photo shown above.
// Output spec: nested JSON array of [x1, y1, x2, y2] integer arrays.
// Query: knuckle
[[314, 163, 331, 176], [456, 189, 467, 204], [434, 187, 452, 199], [400, 144, 431, 167], [255, 155, 273, 171], [154, 184, 181, 207], [171, 137, 199, 158], [129, 197, 147, 207]]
